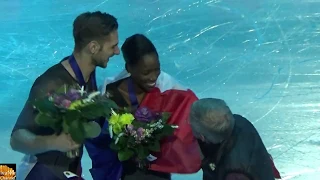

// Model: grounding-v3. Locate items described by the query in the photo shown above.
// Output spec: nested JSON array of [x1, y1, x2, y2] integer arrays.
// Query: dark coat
[[199, 114, 275, 180]]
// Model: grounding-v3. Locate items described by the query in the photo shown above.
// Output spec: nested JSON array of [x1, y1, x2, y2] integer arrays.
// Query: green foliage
[[83, 121, 101, 138], [148, 141, 161, 152], [64, 110, 81, 125], [33, 98, 58, 115], [136, 144, 150, 160], [55, 84, 78, 94], [118, 149, 135, 161], [68, 120, 86, 144], [161, 112, 171, 123], [79, 97, 118, 119], [157, 124, 175, 139], [35, 113, 57, 126]]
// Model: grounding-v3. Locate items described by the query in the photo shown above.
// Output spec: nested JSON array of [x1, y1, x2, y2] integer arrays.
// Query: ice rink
[[1, 0, 320, 179]]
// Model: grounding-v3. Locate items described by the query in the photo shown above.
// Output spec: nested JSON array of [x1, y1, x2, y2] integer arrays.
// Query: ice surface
[[1, 0, 320, 179]]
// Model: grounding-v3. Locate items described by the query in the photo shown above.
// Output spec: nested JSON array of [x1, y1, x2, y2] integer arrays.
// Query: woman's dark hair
[[121, 34, 158, 66]]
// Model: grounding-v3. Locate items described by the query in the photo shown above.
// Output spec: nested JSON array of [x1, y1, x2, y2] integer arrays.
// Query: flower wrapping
[[107, 106, 178, 166]]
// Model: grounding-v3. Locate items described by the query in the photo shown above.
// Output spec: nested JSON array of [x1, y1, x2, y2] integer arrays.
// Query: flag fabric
[[269, 154, 281, 179], [140, 87, 202, 173]]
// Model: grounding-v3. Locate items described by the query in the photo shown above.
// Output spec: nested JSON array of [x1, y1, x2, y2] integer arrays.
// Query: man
[[10, 11, 120, 180], [189, 98, 280, 180]]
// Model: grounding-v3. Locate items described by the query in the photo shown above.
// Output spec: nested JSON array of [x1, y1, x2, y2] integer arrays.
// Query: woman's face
[[128, 53, 161, 92]]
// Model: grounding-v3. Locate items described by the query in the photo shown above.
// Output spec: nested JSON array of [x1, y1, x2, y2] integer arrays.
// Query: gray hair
[[189, 98, 235, 143]]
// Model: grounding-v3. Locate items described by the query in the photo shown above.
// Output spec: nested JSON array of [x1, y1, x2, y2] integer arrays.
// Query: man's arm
[[10, 129, 53, 155], [11, 127, 79, 155], [11, 75, 82, 157], [10, 79, 56, 155]]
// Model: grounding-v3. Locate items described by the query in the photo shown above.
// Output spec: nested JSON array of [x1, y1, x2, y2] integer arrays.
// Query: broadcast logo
[[0, 164, 16, 180]]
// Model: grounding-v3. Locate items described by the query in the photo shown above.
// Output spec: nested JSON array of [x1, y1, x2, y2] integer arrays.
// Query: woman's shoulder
[[106, 80, 118, 89], [104, 78, 128, 97], [106, 78, 126, 90]]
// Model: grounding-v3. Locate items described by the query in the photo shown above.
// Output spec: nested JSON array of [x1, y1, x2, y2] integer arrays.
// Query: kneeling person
[[189, 98, 276, 180]]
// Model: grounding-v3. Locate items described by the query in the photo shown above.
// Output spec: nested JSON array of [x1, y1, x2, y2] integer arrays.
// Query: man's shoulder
[[33, 63, 63, 84], [233, 114, 257, 133], [233, 114, 252, 124], [34, 56, 69, 84], [29, 62, 68, 98], [233, 114, 250, 123]]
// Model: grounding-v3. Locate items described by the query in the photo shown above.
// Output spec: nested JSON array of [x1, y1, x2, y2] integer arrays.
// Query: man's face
[[189, 122, 206, 142], [194, 130, 224, 144], [92, 30, 120, 68]]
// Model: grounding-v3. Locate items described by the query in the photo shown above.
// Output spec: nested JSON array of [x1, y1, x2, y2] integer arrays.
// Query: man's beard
[[93, 58, 109, 68]]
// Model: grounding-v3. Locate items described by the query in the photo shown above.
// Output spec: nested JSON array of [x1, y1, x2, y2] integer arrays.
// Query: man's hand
[[49, 133, 80, 152], [11, 129, 80, 155]]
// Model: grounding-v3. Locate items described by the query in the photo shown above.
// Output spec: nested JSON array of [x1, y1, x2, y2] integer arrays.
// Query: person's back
[[213, 114, 275, 180]]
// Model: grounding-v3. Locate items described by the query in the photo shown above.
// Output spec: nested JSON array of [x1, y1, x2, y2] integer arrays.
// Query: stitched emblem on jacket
[[209, 163, 216, 171]]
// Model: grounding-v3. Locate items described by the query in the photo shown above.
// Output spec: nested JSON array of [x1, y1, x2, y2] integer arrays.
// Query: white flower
[[109, 125, 113, 139], [79, 86, 85, 96], [115, 133, 124, 144], [149, 123, 157, 128], [88, 91, 101, 99], [111, 108, 117, 115], [82, 91, 101, 103]]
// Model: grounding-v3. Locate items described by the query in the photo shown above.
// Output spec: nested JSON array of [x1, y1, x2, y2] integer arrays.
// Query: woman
[[87, 34, 202, 180]]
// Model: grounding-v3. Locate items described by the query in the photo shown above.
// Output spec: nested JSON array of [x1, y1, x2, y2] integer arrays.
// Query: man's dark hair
[[121, 34, 158, 66], [73, 11, 118, 51]]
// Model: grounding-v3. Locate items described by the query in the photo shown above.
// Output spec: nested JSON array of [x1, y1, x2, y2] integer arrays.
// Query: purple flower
[[130, 130, 137, 136], [126, 124, 134, 133], [53, 95, 64, 105], [66, 89, 82, 101], [137, 127, 144, 137], [61, 99, 72, 108], [135, 107, 154, 122], [135, 127, 146, 142]]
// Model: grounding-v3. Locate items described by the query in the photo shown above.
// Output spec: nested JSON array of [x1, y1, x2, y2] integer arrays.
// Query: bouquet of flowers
[[107, 106, 178, 168], [32, 84, 118, 158]]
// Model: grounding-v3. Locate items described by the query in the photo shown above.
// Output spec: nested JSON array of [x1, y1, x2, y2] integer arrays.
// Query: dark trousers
[[25, 163, 83, 180], [25, 163, 59, 180], [122, 169, 171, 180]]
